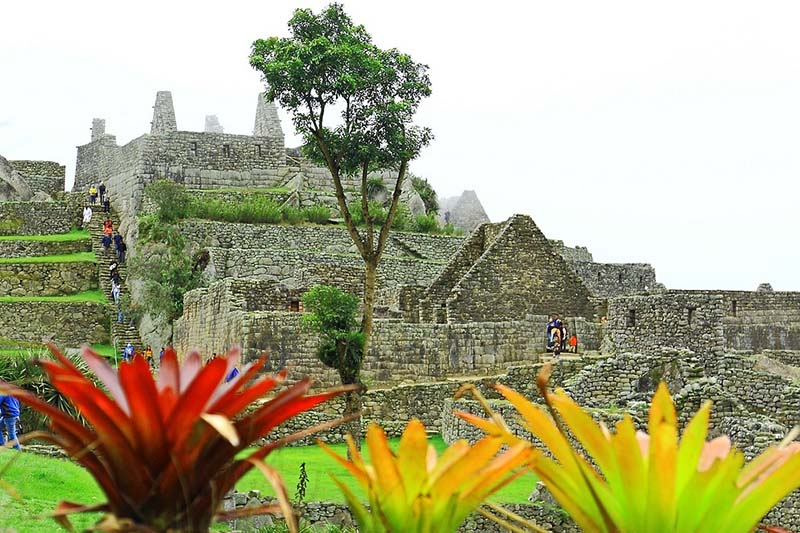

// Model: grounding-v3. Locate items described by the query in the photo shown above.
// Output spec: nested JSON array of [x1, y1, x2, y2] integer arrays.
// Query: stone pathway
[[86, 209, 142, 357]]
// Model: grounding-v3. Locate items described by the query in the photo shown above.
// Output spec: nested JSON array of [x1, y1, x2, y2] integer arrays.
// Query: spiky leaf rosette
[[456, 366, 800, 533], [0, 343, 351, 532]]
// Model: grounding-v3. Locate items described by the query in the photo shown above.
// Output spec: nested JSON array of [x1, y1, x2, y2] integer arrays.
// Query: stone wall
[[0, 262, 97, 296], [606, 291, 726, 359], [9, 160, 65, 177], [568, 261, 657, 298], [180, 220, 464, 262], [445, 215, 596, 322], [0, 238, 90, 258], [207, 247, 444, 292], [719, 291, 800, 351], [549, 239, 593, 263], [0, 301, 109, 346], [0, 201, 78, 235]]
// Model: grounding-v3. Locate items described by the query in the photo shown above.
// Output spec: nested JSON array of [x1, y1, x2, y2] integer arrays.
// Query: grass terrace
[[0, 252, 96, 264], [0, 289, 107, 303], [0, 228, 90, 242]]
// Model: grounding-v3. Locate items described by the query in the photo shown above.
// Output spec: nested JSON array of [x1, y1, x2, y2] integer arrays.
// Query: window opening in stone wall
[[732, 300, 737, 317], [189, 142, 198, 156], [597, 272, 602, 282], [223, 144, 231, 157], [687, 307, 695, 325], [289, 298, 300, 312], [618, 272, 623, 284], [639, 274, 644, 285], [627, 309, 636, 327], [255, 144, 262, 157]]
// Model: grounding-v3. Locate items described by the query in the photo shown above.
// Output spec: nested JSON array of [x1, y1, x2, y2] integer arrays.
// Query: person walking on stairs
[[88, 184, 98, 205], [98, 182, 106, 203], [81, 205, 92, 229]]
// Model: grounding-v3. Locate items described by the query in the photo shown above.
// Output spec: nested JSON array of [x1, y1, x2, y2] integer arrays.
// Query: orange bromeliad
[[320, 418, 535, 532]]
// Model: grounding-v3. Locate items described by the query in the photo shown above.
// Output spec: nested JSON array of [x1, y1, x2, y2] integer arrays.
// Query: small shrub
[[413, 213, 440, 234], [303, 205, 331, 224], [281, 205, 304, 225], [411, 175, 439, 214], [391, 203, 411, 231], [365, 176, 387, 201], [441, 222, 462, 236], [347, 202, 364, 225], [0, 218, 24, 235], [145, 180, 190, 222], [367, 202, 387, 226]]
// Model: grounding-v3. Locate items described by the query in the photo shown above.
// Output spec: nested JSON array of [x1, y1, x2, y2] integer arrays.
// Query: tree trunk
[[362, 259, 378, 353], [343, 385, 363, 455]]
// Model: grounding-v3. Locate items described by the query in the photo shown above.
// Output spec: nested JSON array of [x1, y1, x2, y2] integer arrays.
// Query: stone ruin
[[0, 87, 797, 531]]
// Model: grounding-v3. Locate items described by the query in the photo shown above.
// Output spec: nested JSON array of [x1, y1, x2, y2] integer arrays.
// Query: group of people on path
[[546, 315, 578, 356], [81, 183, 111, 229]]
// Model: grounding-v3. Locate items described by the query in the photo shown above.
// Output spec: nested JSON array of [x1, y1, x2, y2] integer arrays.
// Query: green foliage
[[145, 180, 191, 222], [0, 218, 24, 235], [302, 285, 364, 385], [281, 205, 304, 225], [0, 290, 107, 303], [411, 175, 439, 214], [127, 242, 204, 321], [347, 202, 364, 226], [0, 351, 90, 431], [365, 177, 387, 201], [441, 222, 462, 236], [413, 213, 440, 234], [390, 203, 411, 231], [302, 205, 331, 224]]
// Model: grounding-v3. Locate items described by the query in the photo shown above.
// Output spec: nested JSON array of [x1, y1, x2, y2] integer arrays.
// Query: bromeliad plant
[[319, 418, 535, 533], [457, 364, 800, 533], [0, 343, 353, 532]]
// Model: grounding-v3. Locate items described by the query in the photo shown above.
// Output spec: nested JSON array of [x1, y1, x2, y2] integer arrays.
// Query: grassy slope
[[1, 436, 535, 531], [0, 229, 90, 242], [0, 290, 107, 304], [236, 435, 538, 505], [0, 252, 96, 264]]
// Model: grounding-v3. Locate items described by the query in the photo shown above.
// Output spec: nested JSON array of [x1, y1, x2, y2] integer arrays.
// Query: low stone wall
[[0, 301, 109, 346], [719, 291, 800, 351], [0, 201, 77, 235], [180, 220, 463, 262], [606, 291, 726, 359], [0, 238, 90, 258], [207, 247, 444, 290], [9, 160, 65, 177], [0, 261, 97, 296]]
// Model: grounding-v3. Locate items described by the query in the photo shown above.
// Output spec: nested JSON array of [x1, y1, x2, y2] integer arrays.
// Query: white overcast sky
[[1, 1, 798, 291]]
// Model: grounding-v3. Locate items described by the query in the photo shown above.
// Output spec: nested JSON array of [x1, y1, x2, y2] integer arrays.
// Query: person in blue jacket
[[0, 395, 22, 450]]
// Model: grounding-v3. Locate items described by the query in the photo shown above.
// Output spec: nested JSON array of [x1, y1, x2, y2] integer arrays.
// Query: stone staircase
[[86, 209, 143, 355]]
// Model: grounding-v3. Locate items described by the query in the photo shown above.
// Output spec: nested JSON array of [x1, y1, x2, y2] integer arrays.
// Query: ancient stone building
[[0, 153, 65, 201], [439, 189, 490, 232]]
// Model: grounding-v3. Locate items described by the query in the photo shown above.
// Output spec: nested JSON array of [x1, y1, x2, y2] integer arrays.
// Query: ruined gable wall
[[446, 215, 596, 322], [606, 291, 726, 358], [9, 160, 65, 196]]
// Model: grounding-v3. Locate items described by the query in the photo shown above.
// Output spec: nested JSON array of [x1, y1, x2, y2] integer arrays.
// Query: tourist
[[560, 323, 568, 353], [569, 333, 578, 353], [225, 366, 240, 382], [0, 395, 22, 450], [81, 205, 92, 229], [113, 232, 123, 258], [117, 306, 124, 323], [101, 233, 112, 255], [98, 182, 106, 203], [117, 239, 127, 263], [103, 218, 113, 236], [88, 184, 98, 205], [111, 281, 121, 305], [103, 195, 111, 214], [123, 343, 134, 361]]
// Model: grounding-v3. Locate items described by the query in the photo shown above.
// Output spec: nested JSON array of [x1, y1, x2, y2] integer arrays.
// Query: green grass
[[236, 435, 537, 505], [0, 229, 90, 242], [0, 435, 536, 531], [0, 290, 107, 304], [0, 449, 105, 532], [0, 252, 96, 264]]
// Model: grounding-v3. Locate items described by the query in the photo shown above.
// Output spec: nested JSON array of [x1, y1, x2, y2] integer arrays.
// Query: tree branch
[[376, 159, 408, 262]]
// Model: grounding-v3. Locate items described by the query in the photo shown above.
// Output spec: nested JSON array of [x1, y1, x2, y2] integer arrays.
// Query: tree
[[251, 4, 432, 446], [250, 3, 432, 355]]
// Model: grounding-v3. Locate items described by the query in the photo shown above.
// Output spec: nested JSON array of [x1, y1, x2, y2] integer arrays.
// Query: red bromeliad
[[0, 343, 352, 532]]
